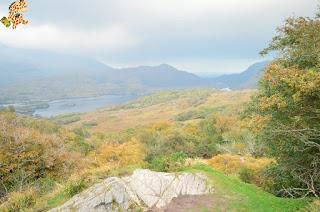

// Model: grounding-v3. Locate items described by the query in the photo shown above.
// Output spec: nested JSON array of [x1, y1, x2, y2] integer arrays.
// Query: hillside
[[0, 46, 202, 103], [66, 89, 254, 133], [208, 61, 269, 89], [1, 89, 318, 211]]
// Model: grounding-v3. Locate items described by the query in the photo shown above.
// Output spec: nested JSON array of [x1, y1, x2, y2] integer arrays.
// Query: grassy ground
[[186, 164, 309, 212]]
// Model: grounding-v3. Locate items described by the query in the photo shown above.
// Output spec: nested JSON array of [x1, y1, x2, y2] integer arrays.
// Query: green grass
[[185, 164, 309, 212]]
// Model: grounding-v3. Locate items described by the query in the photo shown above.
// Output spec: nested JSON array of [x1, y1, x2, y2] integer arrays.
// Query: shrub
[[139, 118, 221, 160], [72, 138, 94, 155], [239, 167, 255, 184], [146, 152, 187, 172], [261, 164, 305, 197], [82, 121, 98, 128], [52, 114, 81, 125], [0, 112, 79, 198], [175, 111, 203, 121], [64, 178, 87, 198], [96, 138, 144, 168], [208, 154, 273, 186], [0, 189, 37, 212], [73, 128, 90, 138]]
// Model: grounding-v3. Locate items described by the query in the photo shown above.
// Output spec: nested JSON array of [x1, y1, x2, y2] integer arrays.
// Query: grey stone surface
[[49, 169, 213, 212]]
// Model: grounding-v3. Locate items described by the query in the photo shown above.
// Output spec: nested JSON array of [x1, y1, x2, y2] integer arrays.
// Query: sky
[[0, 0, 318, 75]]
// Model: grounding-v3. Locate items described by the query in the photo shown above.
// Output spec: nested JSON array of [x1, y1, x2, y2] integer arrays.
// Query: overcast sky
[[0, 0, 318, 74]]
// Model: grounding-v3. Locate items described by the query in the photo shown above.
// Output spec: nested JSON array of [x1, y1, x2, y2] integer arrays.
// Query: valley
[[0, 44, 267, 105], [0, 2, 319, 211]]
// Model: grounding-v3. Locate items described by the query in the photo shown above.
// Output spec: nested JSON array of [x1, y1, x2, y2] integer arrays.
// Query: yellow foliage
[[95, 138, 145, 168], [183, 125, 201, 135], [149, 121, 172, 131], [214, 114, 238, 134], [0, 188, 37, 212], [258, 94, 288, 110], [244, 114, 272, 134], [0, 112, 80, 189], [208, 154, 273, 185]]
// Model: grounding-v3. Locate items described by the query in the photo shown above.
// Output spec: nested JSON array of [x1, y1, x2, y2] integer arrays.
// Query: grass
[[185, 164, 309, 212]]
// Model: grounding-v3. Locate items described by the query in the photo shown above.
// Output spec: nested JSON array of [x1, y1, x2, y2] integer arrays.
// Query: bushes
[[261, 164, 306, 197], [52, 113, 81, 125], [82, 121, 98, 128], [238, 167, 255, 184], [139, 117, 222, 160], [0, 111, 79, 199], [175, 111, 198, 121], [96, 138, 145, 168], [64, 179, 87, 198], [146, 152, 187, 172], [208, 154, 273, 186], [0, 189, 37, 212]]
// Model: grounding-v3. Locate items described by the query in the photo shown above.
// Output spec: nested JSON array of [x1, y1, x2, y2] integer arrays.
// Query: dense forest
[[0, 6, 319, 212]]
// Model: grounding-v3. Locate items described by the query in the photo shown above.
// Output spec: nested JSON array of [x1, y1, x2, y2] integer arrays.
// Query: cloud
[[0, 0, 318, 73], [0, 24, 139, 53]]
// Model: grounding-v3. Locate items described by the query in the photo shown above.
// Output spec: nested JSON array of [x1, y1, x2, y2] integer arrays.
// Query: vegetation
[[187, 164, 309, 212], [1, 9, 319, 211], [52, 113, 81, 125], [0, 112, 79, 198], [0, 85, 317, 210], [247, 12, 320, 197]]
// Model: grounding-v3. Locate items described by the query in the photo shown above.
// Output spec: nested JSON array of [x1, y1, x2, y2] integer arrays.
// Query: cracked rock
[[49, 169, 213, 212]]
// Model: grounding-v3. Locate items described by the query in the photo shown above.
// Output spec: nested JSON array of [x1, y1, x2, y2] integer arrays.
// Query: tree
[[247, 13, 320, 197]]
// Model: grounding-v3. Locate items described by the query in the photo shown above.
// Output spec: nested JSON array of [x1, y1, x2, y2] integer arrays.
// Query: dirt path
[[150, 194, 229, 212]]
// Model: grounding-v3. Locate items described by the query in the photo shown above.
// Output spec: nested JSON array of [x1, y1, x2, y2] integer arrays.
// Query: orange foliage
[[208, 154, 273, 185], [0, 112, 79, 190], [149, 121, 172, 131], [214, 114, 238, 134], [95, 138, 145, 168]]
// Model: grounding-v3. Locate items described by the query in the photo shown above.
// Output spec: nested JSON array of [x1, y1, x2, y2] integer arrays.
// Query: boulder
[[49, 169, 213, 212]]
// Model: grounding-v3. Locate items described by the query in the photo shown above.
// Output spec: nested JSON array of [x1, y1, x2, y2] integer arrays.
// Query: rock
[[49, 177, 141, 212], [49, 169, 213, 212]]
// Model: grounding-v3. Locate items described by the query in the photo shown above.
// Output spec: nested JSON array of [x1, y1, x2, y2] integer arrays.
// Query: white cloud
[[0, 24, 139, 53]]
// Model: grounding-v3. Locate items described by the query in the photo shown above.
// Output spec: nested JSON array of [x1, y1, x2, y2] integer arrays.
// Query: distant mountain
[[118, 64, 203, 88], [0, 45, 268, 103], [0, 46, 203, 103], [208, 61, 269, 89]]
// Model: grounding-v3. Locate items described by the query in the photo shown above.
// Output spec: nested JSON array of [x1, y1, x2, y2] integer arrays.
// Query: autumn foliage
[[208, 154, 273, 186], [248, 13, 320, 197], [0, 111, 79, 198]]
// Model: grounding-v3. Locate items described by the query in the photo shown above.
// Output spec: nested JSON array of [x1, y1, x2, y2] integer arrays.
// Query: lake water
[[33, 95, 138, 118]]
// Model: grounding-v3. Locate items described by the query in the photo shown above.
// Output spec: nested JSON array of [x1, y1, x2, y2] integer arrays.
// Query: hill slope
[[0, 47, 203, 103], [208, 61, 269, 89]]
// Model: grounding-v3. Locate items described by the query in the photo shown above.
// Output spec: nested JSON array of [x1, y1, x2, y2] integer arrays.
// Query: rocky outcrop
[[49, 169, 213, 212]]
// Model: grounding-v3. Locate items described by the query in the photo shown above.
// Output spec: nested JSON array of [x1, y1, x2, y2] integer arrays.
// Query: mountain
[[118, 64, 203, 88], [0, 47, 203, 103], [0, 45, 268, 103], [208, 61, 269, 89]]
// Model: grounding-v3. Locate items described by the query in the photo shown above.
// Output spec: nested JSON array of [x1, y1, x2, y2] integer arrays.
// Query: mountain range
[[0, 45, 268, 103]]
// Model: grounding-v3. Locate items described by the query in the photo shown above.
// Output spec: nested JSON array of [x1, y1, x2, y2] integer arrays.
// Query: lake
[[33, 95, 139, 118]]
